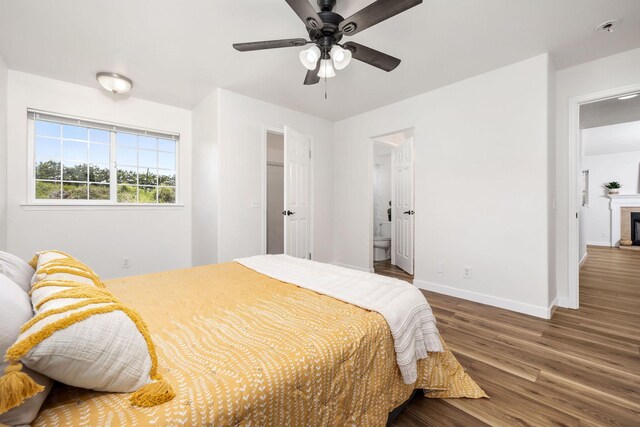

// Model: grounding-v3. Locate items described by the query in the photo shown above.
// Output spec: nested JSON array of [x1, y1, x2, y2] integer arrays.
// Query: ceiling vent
[[594, 19, 620, 33]]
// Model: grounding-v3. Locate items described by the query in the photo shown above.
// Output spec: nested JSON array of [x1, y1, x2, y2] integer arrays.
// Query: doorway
[[263, 127, 313, 259], [370, 129, 415, 276], [567, 84, 640, 308], [266, 131, 285, 254]]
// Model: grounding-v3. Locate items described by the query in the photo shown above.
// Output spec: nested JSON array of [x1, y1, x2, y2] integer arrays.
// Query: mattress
[[32, 262, 485, 426]]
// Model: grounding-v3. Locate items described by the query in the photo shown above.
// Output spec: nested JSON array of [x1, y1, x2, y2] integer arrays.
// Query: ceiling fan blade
[[284, 0, 324, 30], [339, 0, 422, 36], [233, 38, 308, 52], [343, 42, 401, 72], [303, 60, 321, 85]]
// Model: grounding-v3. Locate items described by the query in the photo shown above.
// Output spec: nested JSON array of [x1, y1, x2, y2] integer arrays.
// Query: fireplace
[[609, 196, 640, 249], [617, 205, 640, 249], [633, 213, 640, 246]]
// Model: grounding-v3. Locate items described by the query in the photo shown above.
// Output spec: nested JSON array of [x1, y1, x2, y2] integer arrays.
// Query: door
[[284, 126, 311, 259], [393, 137, 414, 274]]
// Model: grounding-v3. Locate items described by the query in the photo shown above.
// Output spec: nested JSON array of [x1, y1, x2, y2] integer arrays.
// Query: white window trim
[[25, 109, 182, 208]]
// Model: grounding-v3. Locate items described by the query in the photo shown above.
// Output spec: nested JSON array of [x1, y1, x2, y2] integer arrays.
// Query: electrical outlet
[[463, 266, 472, 279], [250, 198, 261, 208], [122, 258, 131, 269], [437, 262, 444, 273]]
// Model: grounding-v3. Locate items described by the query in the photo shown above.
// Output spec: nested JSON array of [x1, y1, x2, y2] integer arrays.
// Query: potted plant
[[605, 181, 622, 195]]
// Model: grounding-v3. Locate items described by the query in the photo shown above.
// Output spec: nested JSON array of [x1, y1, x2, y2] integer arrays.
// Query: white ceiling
[[582, 120, 640, 156], [581, 94, 640, 129], [1, 0, 640, 121]]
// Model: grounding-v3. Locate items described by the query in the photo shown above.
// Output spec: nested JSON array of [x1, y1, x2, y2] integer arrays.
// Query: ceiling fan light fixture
[[96, 72, 133, 94], [317, 59, 336, 79], [330, 45, 352, 70], [299, 45, 321, 70]]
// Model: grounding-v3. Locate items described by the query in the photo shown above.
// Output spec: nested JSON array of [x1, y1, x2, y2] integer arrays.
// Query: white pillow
[[0, 252, 35, 293], [0, 275, 53, 426]]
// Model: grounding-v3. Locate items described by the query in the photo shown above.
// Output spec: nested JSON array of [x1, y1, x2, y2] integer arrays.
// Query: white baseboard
[[414, 279, 553, 319], [556, 296, 571, 308], [579, 252, 588, 268], [548, 296, 559, 316], [586, 241, 611, 247], [333, 262, 374, 273]]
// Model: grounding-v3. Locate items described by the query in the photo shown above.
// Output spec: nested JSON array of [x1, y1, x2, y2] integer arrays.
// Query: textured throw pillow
[[0, 252, 35, 293], [30, 250, 102, 287], [0, 275, 53, 426], [0, 252, 174, 416]]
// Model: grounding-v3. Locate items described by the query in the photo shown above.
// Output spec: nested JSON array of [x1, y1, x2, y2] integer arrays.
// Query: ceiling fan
[[233, 0, 423, 85]]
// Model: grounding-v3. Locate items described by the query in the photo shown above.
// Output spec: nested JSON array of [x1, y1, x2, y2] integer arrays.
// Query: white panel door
[[284, 126, 311, 259], [394, 138, 414, 274]]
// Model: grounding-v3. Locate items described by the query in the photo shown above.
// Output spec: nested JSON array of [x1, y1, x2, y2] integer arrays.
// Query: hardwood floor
[[382, 246, 640, 426], [374, 259, 414, 282]]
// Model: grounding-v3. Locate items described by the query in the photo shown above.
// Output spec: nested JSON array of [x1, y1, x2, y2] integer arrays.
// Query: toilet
[[373, 221, 391, 261]]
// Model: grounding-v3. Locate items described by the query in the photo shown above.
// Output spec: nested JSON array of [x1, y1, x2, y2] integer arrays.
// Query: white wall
[[582, 150, 640, 246], [582, 120, 640, 156], [547, 56, 557, 304], [191, 90, 219, 266], [555, 47, 640, 305], [0, 54, 7, 251], [216, 89, 334, 263], [334, 54, 554, 318], [6, 71, 192, 279]]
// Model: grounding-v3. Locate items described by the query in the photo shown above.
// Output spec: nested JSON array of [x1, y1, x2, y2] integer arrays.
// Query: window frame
[[26, 109, 181, 207]]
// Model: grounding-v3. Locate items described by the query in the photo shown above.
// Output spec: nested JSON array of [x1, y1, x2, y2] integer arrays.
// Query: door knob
[[282, 210, 295, 216], [403, 210, 415, 215]]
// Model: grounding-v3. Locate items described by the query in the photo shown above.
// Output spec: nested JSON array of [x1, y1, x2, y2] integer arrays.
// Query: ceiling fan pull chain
[[324, 75, 328, 99]]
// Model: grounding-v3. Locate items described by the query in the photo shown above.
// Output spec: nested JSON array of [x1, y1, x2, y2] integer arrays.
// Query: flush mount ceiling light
[[618, 93, 639, 100], [232, 0, 423, 87], [96, 72, 133, 94], [594, 19, 620, 33]]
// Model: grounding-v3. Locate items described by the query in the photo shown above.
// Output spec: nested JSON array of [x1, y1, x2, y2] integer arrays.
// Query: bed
[[31, 260, 484, 426]]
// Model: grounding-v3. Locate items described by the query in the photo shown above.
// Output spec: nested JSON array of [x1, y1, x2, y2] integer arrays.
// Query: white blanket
[[234, 254, 444, 384]]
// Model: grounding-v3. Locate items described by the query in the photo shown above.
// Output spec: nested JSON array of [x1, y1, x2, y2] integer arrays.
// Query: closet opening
[[266, 131, 285, 254]]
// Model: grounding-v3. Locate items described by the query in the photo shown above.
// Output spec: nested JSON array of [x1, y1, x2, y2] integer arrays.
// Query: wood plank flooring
[[374, 259, 414, 282], [379, 247, 640, 426]]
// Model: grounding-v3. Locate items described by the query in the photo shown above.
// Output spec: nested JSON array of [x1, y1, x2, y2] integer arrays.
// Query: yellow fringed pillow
[[0, 254, 174, 416], [29, 250, 104, 288]]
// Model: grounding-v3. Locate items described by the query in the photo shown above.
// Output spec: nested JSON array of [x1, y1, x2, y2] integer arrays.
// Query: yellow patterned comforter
[[33, 262, 485, 426]]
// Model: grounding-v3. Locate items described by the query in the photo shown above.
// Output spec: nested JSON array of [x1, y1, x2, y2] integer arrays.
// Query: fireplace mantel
[[609, 195, 640, 246]]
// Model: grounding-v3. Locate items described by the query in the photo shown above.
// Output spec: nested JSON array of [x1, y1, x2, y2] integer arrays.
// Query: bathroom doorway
[[371, 129, 415, 276], [266, 131, 285, 254]]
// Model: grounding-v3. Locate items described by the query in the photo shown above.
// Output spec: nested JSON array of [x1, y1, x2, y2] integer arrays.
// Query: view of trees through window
[[33, 119, 177, 204]]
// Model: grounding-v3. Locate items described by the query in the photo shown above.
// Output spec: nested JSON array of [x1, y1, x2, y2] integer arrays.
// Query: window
[[29, 110, 179, 204]]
